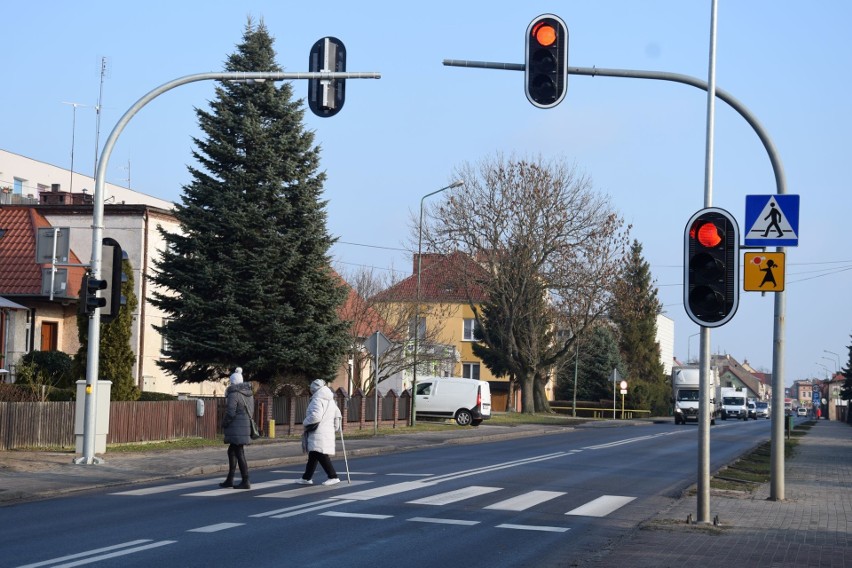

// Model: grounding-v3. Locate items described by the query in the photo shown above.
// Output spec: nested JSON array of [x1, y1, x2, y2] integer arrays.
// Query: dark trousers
[[226, 444, 249, 480], [302, 451, 338, 481]]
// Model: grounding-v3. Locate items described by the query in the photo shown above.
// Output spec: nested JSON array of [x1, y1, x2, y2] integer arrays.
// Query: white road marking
[[269, 500, 356, 519], [497, 523, 570, 533], [111, 479, 218, 495], [407, 517, 479, 526], [19, 540, 176, 568], [334, 480, 430, 501], [319, 511, 393, 520], [187, 522, 243, 533], [407, 486, 502, 506], [565, 495, 636, 517], [15, 540, 153, 568], [183, 478, 295, 496], [582, 431, 680, 450], [257, 480, 372, 498], [484, 490, 565, 511]]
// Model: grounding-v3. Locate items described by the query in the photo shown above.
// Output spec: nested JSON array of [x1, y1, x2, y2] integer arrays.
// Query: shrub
[[19, 351, 74, 389], [138, 391, 178, 401]]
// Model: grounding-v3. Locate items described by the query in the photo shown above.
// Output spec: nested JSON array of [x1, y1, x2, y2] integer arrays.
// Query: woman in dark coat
[[221, 367, 253, 489]]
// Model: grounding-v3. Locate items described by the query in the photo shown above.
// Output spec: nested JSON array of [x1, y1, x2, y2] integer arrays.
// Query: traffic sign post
[[743, 252, 785, 292]]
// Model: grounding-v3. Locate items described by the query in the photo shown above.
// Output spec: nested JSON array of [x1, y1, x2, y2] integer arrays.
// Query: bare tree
[[426, 154, 630, 413], [339, 266, 455, 394]]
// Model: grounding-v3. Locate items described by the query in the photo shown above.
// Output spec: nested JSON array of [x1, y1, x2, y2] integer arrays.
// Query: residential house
[[373, 252, 530, 412], [713, 353, 766, 401]]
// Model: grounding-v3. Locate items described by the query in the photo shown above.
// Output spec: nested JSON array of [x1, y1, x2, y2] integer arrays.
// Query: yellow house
[[372, 252, 519, 411]]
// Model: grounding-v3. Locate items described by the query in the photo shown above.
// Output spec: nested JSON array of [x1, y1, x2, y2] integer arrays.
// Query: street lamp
[[687, 332, 700, 364], [824, 350, 841, 371], [820, 356, 837, 373], [411, 180, 463, 426]]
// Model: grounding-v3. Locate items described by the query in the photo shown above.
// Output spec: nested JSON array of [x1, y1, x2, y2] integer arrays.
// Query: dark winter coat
[[223, 382, 254, 445]]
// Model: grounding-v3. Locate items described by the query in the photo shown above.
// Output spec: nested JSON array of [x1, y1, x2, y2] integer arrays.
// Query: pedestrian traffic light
[[308, 36, 346, 117], [684, 208, 740, 327], [525, 14, 568, 109], [79, 273, 107, 316]]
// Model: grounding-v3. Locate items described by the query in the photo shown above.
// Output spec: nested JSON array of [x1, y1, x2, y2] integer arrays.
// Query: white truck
[[720, 387, 749, 420], [671, 366, 720, 425]]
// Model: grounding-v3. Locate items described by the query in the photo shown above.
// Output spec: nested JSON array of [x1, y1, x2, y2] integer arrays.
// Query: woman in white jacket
[[298, 379, 342, 486]]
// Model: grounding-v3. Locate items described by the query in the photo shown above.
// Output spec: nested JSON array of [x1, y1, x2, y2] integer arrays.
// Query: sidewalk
[[585, 419, 852, 568], [2, 419, 850, 567]]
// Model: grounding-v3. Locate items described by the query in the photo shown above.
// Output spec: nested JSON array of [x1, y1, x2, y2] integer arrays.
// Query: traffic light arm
[[442, 60, 784, 195]]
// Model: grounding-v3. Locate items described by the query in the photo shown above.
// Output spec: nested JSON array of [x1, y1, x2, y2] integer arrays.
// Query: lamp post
[[75, 69, 381, 465], [820, 356, 837, 374], [824, 350, 841, 372], [411, 180, 463, 427], [687, 332, 700, 364]]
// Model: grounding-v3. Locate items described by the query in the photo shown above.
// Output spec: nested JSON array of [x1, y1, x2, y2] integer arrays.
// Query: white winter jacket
[[303, 385, 341, 455]]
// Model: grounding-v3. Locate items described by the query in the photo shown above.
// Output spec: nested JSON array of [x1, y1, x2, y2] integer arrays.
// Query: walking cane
[[338, 419, 351, 484]]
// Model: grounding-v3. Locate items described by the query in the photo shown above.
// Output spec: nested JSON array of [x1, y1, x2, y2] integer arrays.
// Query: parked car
[[414, 376, 492, 426], [755, 401, 770, 419], [796, 406, 808, 417]]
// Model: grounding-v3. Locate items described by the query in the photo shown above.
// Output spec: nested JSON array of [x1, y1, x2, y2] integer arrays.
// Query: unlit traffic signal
[[525, 14, 568, 109], [308, 37, 346, 117], [684, 208, 740, 327]]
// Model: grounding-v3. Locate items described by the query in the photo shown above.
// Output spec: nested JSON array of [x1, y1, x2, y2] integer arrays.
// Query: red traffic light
[[691, 221, 723, 248], [525, 14, 568, 109], [532, 22, 557, 47]]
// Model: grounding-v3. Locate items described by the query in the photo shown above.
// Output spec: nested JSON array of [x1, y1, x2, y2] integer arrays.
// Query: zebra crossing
[[111, 471, 636, 528]]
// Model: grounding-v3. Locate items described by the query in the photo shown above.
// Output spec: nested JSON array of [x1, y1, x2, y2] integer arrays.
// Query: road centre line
[[188, 522, 244, 533], [15, 540, 154, 568], [252, 498, 342, 518], [582, 431, 681, 450], [269, 499, 356, 519], [320, 511, 393, 520], [17, 540, 177, 568]]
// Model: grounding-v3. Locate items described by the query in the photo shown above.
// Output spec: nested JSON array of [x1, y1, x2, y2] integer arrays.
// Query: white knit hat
[[229, 367, 244, 385]]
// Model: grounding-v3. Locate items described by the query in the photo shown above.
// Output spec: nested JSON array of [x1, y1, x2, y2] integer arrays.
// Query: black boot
[[233, 445, 250, 489], [220, 445, 237, 487]]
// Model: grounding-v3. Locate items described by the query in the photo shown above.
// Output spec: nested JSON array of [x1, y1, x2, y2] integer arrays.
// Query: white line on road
[[111, 479, 218, 495], [269, 500, 356, 519], [565, 495, 636, 517], [187, 522, 244, 533], [407, 517, 479, 526], [496, 523, 570, 533], [257, 480, 372, 498], [183, 478, 295, 496], [407, 486, 502, 506], [484, 490, 565, 511], [18, 540, 177, 568], [319, 511, 393, 520], [15, 540, 154, 568]]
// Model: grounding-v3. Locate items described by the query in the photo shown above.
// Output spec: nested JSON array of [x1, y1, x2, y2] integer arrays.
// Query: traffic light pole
[[444, 57, 788, 501], [74, 70, 380, 465]]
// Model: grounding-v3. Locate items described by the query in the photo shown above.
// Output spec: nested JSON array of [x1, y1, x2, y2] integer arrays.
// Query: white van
[[414, 376, 492, 426]]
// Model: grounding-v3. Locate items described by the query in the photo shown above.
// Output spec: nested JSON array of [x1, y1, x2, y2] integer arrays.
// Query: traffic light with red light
[[308, 37, 346, 118], [684, 208, 740, 327], [525, 14, 568, 109]]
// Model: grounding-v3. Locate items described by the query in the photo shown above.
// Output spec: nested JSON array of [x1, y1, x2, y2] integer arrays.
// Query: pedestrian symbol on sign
[[743, 252, 785, 292], [744, 195, 800, 246]]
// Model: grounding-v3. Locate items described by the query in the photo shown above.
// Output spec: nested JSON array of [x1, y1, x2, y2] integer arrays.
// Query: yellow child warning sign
[[743, 252, 785, 292]]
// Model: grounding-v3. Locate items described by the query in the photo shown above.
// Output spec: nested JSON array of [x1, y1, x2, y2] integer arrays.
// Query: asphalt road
[[3, 419, 773, 568]]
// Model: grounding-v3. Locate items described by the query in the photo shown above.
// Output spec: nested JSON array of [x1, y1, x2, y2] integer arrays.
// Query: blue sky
[[4, 1, 850, 386]]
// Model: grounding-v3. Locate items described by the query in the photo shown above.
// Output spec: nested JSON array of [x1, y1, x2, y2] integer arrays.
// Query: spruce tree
[[609, 240, 667, 415], [556, 325, 624, 404], [839, 335, 852, 423], [150, 20, 349, 385]]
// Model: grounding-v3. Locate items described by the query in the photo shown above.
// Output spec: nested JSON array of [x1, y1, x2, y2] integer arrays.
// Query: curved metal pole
[[77, 70, 380, 464]]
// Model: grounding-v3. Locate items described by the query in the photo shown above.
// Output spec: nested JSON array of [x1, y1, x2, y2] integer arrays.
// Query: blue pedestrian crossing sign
[[744, 195, 799, 246]]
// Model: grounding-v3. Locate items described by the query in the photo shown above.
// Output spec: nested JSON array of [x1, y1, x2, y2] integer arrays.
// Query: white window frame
[[463, 318, 479, 341], [462, 363, 480, 381]]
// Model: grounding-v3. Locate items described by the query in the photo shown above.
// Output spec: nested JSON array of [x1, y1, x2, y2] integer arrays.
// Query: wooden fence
[[0, 388, 412, 450]]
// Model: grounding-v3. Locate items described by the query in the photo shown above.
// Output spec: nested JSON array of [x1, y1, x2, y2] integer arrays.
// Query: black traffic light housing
[[79, 274, 107, 316], [684, 207, 740, 327], [78, 238, 127, 322], [308, 36, 346, 117], [525, 14, 568, 109]]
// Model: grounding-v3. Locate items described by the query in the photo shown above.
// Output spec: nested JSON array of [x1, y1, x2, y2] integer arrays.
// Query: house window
[[13, 178, 24, 195], [462, 363, 480, 381], [463, 318, 480, 341], [409, 317, 426, 341]]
